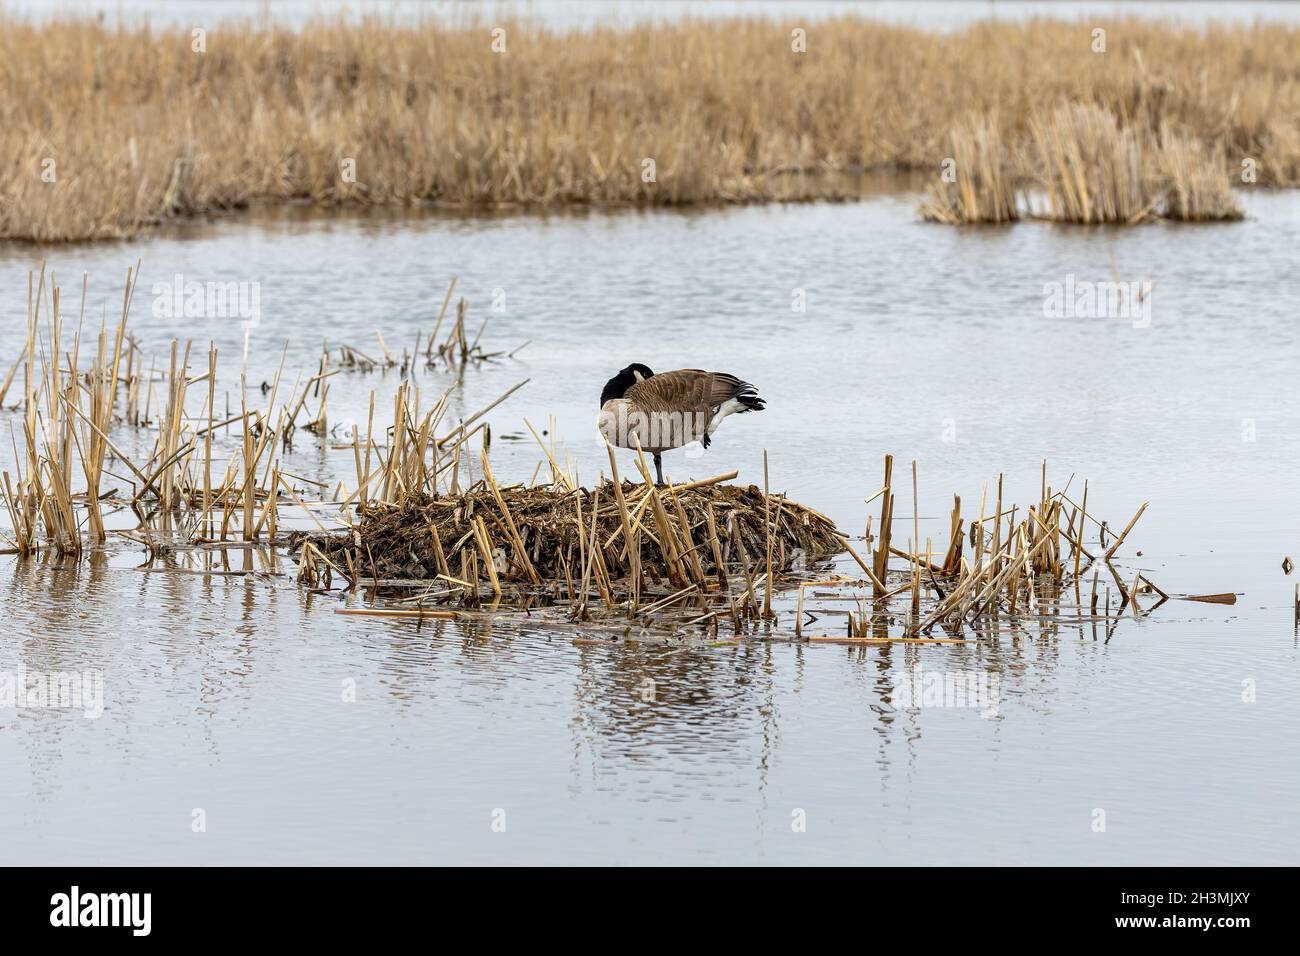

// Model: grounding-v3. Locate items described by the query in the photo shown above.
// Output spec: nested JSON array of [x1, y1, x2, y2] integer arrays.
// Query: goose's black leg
[[653, 453, 665, 487]]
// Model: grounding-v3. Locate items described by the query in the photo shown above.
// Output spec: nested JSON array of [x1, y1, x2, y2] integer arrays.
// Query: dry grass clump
[[923, 103, 1242, 223], [0, 266, 521, 558], [1026, 104, 1153, 223], [1154, 133, 1245, 222], [0, 15, 1295, 240], [2, 264, 138, 555], [831, 455, 1165, 641], [918, 114, 1020, 224], [1026, 104, 1241, 223]]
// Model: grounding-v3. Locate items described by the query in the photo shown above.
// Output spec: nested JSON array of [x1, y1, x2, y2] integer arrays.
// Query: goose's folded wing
[[625, 369, 744, 413]]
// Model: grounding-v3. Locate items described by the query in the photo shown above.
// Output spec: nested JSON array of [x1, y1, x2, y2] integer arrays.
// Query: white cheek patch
[[632, 370, 645, 382]]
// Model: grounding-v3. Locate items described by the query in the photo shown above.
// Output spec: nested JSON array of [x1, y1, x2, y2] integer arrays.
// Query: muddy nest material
[[298, 478, 844, 593]]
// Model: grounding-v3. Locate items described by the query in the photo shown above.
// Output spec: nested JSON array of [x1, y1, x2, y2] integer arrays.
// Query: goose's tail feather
[[733, 382, 766, 413]]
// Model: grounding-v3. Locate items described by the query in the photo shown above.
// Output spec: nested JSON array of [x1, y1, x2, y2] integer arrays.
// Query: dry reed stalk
[[833, 534, 887, 592], [872, 455, 893, 599], [265, 466, 279, 539], [941, 494, 962, 574], [604, 440, 641, 606], [203, 344, 216, 537], [805, 636, 968, 646], [480, 450, 540, 584], [0, 355, 20, 407], [1180, 593, 1237, 605], [526, 417, 576, 492], [763, 451, 774, 620], [435, 380, 530, 452], [634, 466, 690, 589], [1075, 480, 1088, 581], [274, 474, 328, 534], [991, 474, 1003, 576], [703, 504, 726, 593], [335, 608, 459, 620], [1104, 501, 1150, 561], [727, 518, 760, 617], [667, 484, 708, 590], [600, 469, 740, 560], [573, 488, 608, 616], [1107, 559, 1132, 607], [472, 517, 502, 600], [240, 404, 255, 541]]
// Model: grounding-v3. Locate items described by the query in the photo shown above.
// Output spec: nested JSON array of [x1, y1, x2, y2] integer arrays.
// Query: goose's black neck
[[600, 363, 654, 406]]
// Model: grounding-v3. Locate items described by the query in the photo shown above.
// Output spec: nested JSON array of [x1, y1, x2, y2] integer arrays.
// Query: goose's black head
[[600, 363, 654, 406]]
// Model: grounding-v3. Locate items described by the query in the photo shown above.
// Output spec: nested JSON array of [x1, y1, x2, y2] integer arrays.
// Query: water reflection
[[0, 541, 1294, 864]]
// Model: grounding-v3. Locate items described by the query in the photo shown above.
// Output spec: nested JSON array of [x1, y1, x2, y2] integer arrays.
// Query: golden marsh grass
[[1, 15, 1295, 239]]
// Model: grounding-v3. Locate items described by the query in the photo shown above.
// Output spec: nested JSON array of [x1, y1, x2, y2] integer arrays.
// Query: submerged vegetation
[[0, 15, 1294, 240]]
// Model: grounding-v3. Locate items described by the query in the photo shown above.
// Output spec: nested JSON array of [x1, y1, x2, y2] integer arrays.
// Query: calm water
[[1, 188, 1298, 864]]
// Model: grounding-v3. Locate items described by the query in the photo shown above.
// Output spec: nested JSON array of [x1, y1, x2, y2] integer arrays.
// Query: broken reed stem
[[872, 455, 893, 599], [1104, 501, 1149, 561]]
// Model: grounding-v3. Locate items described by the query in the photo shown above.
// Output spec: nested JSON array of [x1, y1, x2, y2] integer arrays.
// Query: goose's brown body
[[597, 367, 765, 483]]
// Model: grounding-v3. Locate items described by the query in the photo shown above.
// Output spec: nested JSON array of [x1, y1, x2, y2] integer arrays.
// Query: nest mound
[[299, 479, 844, 589]]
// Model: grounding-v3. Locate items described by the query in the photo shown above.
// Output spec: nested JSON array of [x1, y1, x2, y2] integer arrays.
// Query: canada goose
[[598, 364, 766, 485]]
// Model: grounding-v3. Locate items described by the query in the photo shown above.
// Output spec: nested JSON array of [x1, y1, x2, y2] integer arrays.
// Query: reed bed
[[0, 266, 529, 558], [757, 455, 1168, 642], [922, 104, 1243, 223], [0, 264, 1168, 641], [922, 113, 1020, 224], [864, 456, 1163, 637], [297, 446, 1165, 641], [1, 264, 137, 555], [1, 15, 1295, 240]]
